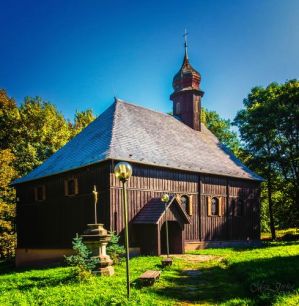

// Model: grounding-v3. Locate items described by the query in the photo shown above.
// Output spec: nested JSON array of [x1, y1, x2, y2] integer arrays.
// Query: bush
[[0, 232, 16, 260], [107, 231, 125, 264], [64, 234, 98, 280]]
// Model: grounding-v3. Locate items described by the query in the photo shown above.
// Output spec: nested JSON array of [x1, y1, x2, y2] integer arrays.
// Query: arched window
[[207, 196, 222, 217], [236, 199, 243, 216], [211, 197, 219, 216], [34, 185, 46, 201], [180, 194, 192, 216], [180, 195, 188, 211], [64, 177, 79, 196], [231, 198, 236, 216], [176, 102, 181, 114]]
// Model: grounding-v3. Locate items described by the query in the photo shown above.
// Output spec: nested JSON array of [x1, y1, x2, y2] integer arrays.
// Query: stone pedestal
[[162, 257, 173, 267], [81, 224, 114, 276]]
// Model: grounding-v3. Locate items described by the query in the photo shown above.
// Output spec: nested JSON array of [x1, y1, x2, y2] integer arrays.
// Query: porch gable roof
[[133, 196, 191, 225]]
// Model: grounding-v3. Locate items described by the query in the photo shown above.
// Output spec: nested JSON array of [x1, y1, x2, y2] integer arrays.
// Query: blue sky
[[0, 0, 298, 121]]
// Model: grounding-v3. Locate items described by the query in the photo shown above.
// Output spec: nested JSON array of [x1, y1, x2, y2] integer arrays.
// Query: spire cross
[[183, 29, 188, 58]]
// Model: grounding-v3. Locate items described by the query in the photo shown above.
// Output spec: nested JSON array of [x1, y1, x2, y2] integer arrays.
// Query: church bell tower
[[170, 32, 204, 131]]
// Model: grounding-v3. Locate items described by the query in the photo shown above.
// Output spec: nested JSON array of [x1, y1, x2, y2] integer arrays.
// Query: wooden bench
[[139, 270, 161, 286]]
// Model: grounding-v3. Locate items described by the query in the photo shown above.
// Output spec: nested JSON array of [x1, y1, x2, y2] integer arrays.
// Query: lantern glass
[[114, 162, 133, 182], [161, 194, 170, 203]]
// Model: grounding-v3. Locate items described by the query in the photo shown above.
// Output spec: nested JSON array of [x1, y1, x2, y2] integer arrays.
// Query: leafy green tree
[[201, 108, 241, 156], [14, 97, 73, 176], [72, 109, 95, 136], [234, 80, 299, 239], [0, 90, 20, 151], [0, 149, 17, 259], [0, 89, 97, 260]]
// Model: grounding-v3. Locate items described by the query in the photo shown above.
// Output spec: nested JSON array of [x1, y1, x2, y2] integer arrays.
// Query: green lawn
[[0, 241, 299, 305]]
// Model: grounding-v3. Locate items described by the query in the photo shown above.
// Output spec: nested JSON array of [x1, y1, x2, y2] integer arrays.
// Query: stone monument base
[[93, 265, 115, 276]]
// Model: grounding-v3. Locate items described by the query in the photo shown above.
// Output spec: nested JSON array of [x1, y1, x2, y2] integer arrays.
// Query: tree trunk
[[267, 177, 276, 240]]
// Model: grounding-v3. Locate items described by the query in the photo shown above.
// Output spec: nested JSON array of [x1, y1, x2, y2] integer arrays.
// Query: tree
[[13, 97, 73, 176], [0, 149, 17, 259], [201, 108, 241, 156], [0, 89, 97, 260], [0, 90, 20, 151], [234, 80, 299, 239], [71, 109, 95, 136]]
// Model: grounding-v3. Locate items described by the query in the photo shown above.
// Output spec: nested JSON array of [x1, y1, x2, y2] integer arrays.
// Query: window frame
[[236, 198, 244, 217], [34, 185, 46, 202], [179, 194, 193, 216], [231, 197, 245, 217], [64, 177, 79, 196], [207, 196, 222, 217]]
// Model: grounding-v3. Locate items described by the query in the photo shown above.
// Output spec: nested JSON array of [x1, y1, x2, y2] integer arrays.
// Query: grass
[[261, 228, 299, 241], [0, 241, 299, 305]]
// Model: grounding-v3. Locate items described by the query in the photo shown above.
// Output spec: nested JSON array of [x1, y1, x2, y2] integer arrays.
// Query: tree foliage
[[0, 149, 17, 259], [202, 107, 241, 156], [72, 109, 95, 136], [0, 89, 96, 259], [234, 80, 299, 238]]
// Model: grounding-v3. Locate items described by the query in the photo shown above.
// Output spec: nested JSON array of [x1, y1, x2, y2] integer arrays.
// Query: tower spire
[[183, 29, 188, 59]]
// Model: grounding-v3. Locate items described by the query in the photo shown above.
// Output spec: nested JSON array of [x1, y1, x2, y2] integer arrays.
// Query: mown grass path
[[0, 241, 298, 305]]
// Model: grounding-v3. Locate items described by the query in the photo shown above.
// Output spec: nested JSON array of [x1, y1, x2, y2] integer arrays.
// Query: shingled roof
[[133, 196, 191, 225], [13, 98, 263, 184]]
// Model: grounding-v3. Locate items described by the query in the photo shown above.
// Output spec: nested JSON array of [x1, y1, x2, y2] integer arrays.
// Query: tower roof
[[172, 38, 201, 91], [13, 99, 263, 185]]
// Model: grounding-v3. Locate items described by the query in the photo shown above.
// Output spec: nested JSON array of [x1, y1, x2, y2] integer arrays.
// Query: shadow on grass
[[153, 254, 299, 305], [210, 240, 299, 252]]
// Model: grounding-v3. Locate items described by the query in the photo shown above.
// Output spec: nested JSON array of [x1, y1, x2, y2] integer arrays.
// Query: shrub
[[65, 234, 98, 280], [0, 232, 16, 260], [107, 231, 125, 264]]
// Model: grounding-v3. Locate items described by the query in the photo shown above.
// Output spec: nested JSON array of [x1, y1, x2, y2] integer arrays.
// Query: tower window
[[176, 102, 181, 114], [64, 177, 79, 196]]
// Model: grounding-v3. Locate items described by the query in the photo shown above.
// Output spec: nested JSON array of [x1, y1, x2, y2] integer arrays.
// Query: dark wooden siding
[[200, 175, 260, 241], [16, 162, 111, 248], [16, 159, 261, 250], [109, 162, 200, 243], [200, 176, 228, 240]]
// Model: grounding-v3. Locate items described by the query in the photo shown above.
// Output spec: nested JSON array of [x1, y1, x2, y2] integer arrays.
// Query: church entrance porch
[[160, 221, 183, 254], [133, 196, 191, 255]]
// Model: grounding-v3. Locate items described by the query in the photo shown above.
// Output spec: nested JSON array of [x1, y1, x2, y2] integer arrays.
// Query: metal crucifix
[[92, 185, 98, 224], [183, 29, 188, 58]]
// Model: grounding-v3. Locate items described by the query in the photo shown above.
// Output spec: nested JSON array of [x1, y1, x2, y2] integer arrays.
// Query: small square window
[[34, 185, 46, 201], [64, 178, 78, 196]]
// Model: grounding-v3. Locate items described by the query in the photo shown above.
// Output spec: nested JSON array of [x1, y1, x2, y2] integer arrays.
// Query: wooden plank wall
[[109, 162, 200, 244], [200, 175, 260, 241], [16, 159, 261, 250], [228, 179, 261, 240], [16, 162, 111, 248]]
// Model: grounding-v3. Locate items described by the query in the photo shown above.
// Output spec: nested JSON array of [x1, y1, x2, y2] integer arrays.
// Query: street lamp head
[[114, 162, 133, 182], [161, 194, 170, 203]]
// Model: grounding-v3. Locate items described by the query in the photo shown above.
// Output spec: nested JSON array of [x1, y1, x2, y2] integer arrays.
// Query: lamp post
[[161, 194, 172, 267], [114, 161, 132, 299]]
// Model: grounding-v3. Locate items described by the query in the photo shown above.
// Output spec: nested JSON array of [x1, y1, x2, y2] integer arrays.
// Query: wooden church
[[13, 44, 262, 266]]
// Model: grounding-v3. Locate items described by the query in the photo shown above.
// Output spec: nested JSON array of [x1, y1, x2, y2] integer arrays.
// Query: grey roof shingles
[[13, 98, 263, 185], [133, 196, 191, 224]]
